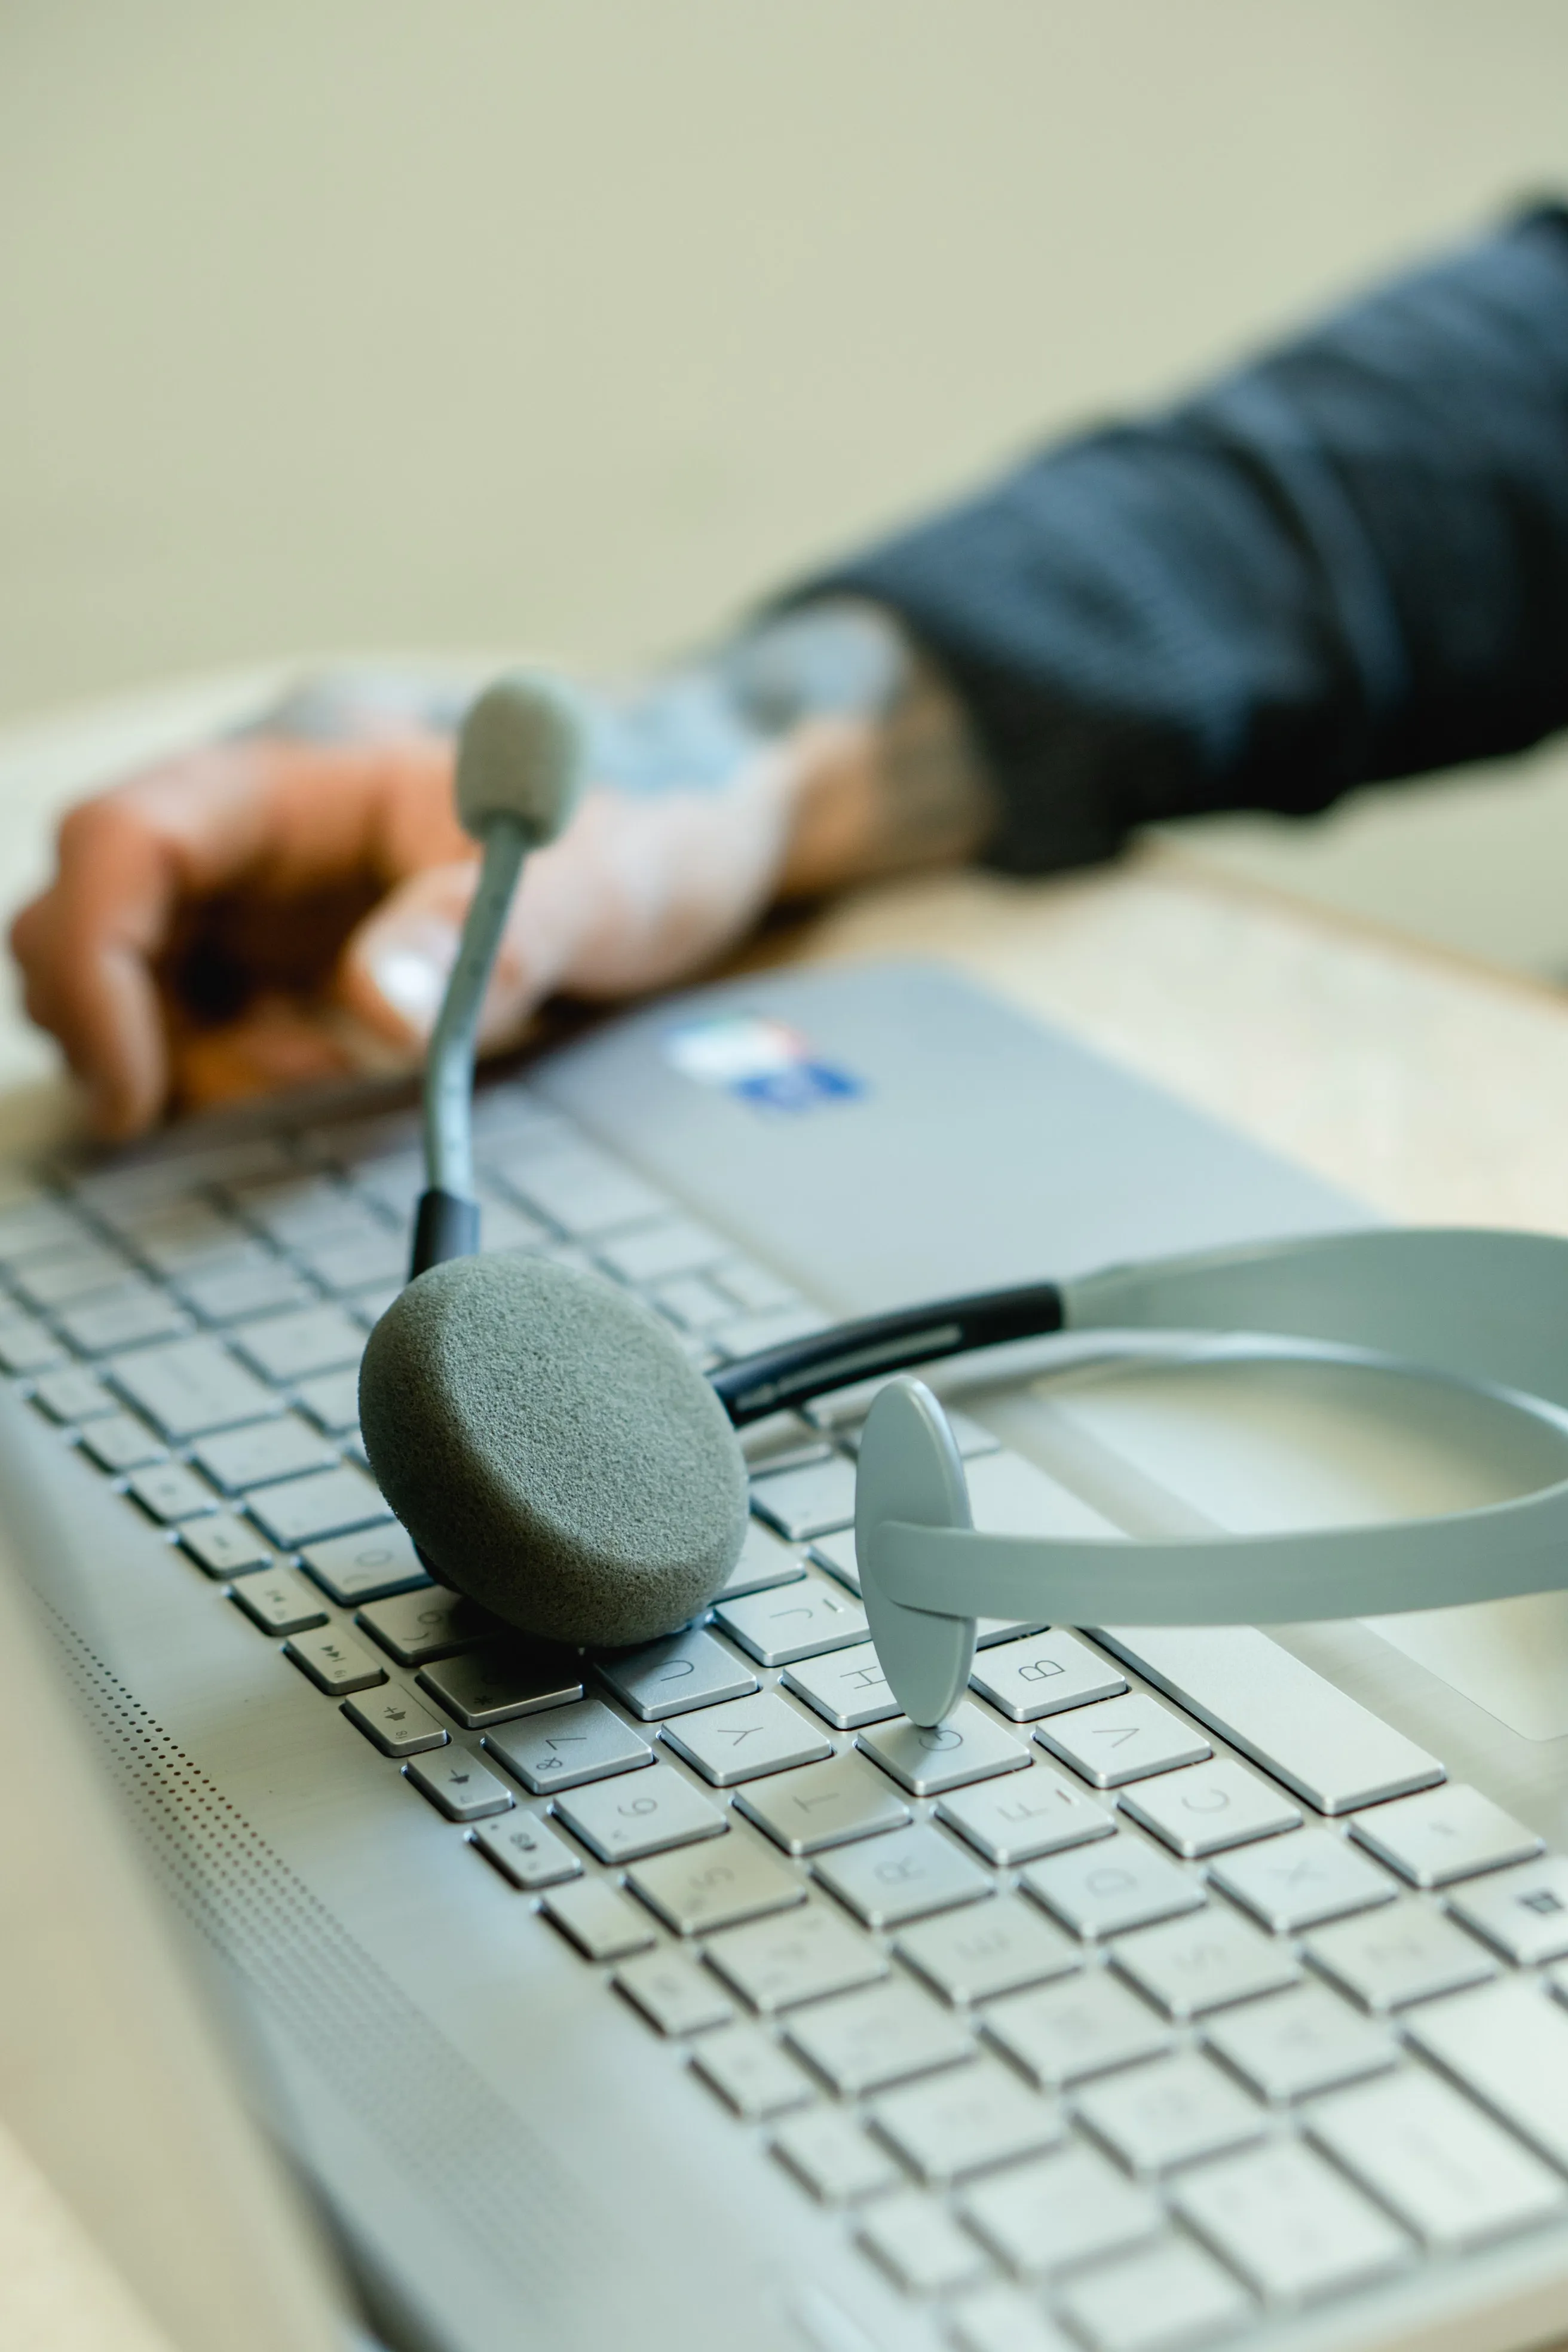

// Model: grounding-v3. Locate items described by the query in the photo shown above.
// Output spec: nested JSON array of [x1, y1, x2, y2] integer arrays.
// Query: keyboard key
[[807, 1528, 861, 1593], [1304, 1901, 1496, 2011], [858, 1705, 1030, 1799], [594, 1627, 759, 1720], [1349, 1783, 1542, 1889], [783, 1642, 899, 1729], [627, 1836, 804, 1936], [1057, 2238, 1251, 2352], [57, 1280, 189, 1355], [485, 1699, 653, 1793], [896, 1892, 1080, 2007], [595, 1217, 728, 1285], [715, 1575, 867, 1667], [1076, 2052, 1264, 2173], [356, 1584, 498, 1666], [246, 1464, 390, 1548], [417, 1642, 584, 1729], [1095, 1626, 1443, 1815], [0, 1195, 91, 1262], [705, 1903, 887, 2013], [284, 1625, 387, 1696], [1405, 1976, 1568, 2171], [715, 1258, 804, 1318], [342, 1686, 449, 1757], [192, 1415, 337, 1493], [120, 1198, 253, 1272], [715, 1520, 808, 1601], [405, 1748, 514, 1821], [858, 2195, 990, 2296], [31, 1367, 115, 1422], [710, 1305, 828, 1362], [295, 1228, 407, 1296], [748, 1457, 858, 1543], [1208, 1826, 1396, 1934], [970, 1629, 1127, 1722], [1119, 1759, 1300, 1859], [950, 2289, 1076, 2352], [1203, 1983, 1396, 2102], [691, 2025, 814, 2120], [293, 1367, 363, 1434], [939, 1763, 1114, 1867], [504, 1143, 666, 1238], [650, 1272, 734, 1332], [470, 1811, 582, 1891], [301, 1524, 428, 1606], [772, 2108, 902, 2204], [660, 1690, 832, 1786], [815, 1824, 993, 1931], [984, 1974, 1171, 2090], [0, 1315, 66, 1373], [176, 1254, 316, 1324], [1111, 1908, 1299, 2020], [1035, 1695, 1210, 1790], [80, 1412, 167, 1472], [872, 2058, 1061, 2183], [181, 1514, 274, 1578], [541, 1878, 655, 1962], [736, 1748, 909, 1855], [785, 1979, 972, 2096], [12, 1242, 136, 1309], [1309, 2067, 1565, 2247], [231, 1304, 364, 1384], [111, 1337, 281, 1440], [614, 1950, 735, 2036], [127, 1462, 219, 1523], [553, 1763, 727, 1863], [961, 2144, 1161, 2277], [231, 1566, 329, 1636], [1022, 1836, 1206, 1940], [1451, 1855, 1568, 1964]]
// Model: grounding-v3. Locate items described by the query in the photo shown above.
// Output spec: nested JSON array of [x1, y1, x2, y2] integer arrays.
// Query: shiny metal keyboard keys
[[246, 1463, 391, 1548], [1404, 1976, 1568, 2170], [1056, 2237, 1251, 2352], [858, 1702, 1030, 1797], [858, 2194, 990, 2296], [1208, 1826, 1396, 1933], [1111, 1909, 1298, 2020], [715, 1574, 868, 1666], [181, 1514, 274, 1578], [484, 1699, 653, 1793], [813, 1823, 991, 1930], [284, 1624, 387, 1696], [1309, 2067, 1566, 2246], [627, 1835, 803, 1936], [1022, 1835, 1205, 1940], [969, 1629, 1128, 1722], [542, 1878, 655, 1962], [715, 1521, 807, 1601], [1450, 1855, 1568, 1963], [705, 1903, 888, 2013], [552, 1762, 726, 1863], [31, 1367, 115, 1422], [938, 1763, 1114, 1867], [961, 2143, 1161, 2277], [782, 1642, 899, 1729], [470, 1811, 582, 1891], [1119, 1759, 1299, 1858], [869, 2057, 1061, 2183], [772, 2108, 902, 2204], [342, 1686, 450, 1757], [1034, 1694, 1210, 1789], [356, 1584, 497, 1667], [231, 1566, 329, 1636], [108, 1333, 281, 1442], [614, 1950, 735, 2037], [747, 1456, 858, 1542], [405, 1749, 514, 1821], [127, 1462, 219, 1523], [785, 1979, 972, 2096], [191, 1414, 336, 1492], [691, 2025, 814, 2120], [896, 1892, 1080, 2005], [416, 1642, 583, 1729], [594, 1627, 758, 1720], [231, 1304, 365, 1384], [950, 2287, 1077, 2352], [80, 1412, 167, 1472], [1304, 1900, 1496, 2011], [735, 1751, 909, 1855], [58, 1279, 189, 1355], [984, 1974, 1172, 2090], [659, 1690, 832, 1786], [1349, 1783, 1542, 1887], [301, 1526, 428, 1606], [1202, 1982, 1396, 2103], [293, 1368, 362, 1434], [1076, 2051, 1265, 2173]]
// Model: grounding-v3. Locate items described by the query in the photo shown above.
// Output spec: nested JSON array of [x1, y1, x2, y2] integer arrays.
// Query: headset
[[358, 675, 1568, 1725]]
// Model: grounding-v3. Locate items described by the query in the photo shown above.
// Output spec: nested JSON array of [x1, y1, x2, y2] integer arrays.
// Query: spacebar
[[1093, 1625, 1443, 1815]]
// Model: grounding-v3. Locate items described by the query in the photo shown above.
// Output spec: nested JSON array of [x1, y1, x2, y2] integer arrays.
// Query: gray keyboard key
[[1119, 1759, 1300, 1859], [1208, 1826, 1396, 1934], [232, 1305, 364, 1384], [627, 1836, 803, 1935], [815, 1824, 992, 1930], [950, 2288, 1077, 2352], [127, 1462, 219, 1523], [230, 1566, 329, 1636], [405, 1748, 514, 1821], [1305, 1900, 1496, 2011], [807, 1528, 861, 1593], [871, 2057, 1061, 2183], [1349, 1783, 1542, 1888], [80, 1412, 167, 1472], [1405, 1976, 1568, 2171], [541, 1877, 654, 1961], [715, 1575, 867, 1667], [710, 1306, 829, 1362], [1309, 2066, 1565, 2247], [1076, 2051, 1264, 2173], [614, 1949, 735, 2037], [897, 1894, 1080, 2007], [1095, 1625, 1443, 1814], [595, 1217, 728, 1285], [1451, 1855, 1568, 1964], [691, 2025, 814, 2120], [970, 1629, 1128, 1722], [293, 1367, 362, 1434], [0, 1195, 91, 1262], [984, 1974, 1172, 2090], [1111, 1908, 1299, 2020], [301, 1524, 427, 1605], [504, 1143, 666, 1238], [12, 1242, 136, 1309], [1035, 1695, 1210, 1789], [227, 1172, 371, 1248], [485, 1699, 653, 1793], [650, 1272, 734, 1332], [121, 1198, 253, 1272], [31, 1367, 115, 1422], [356, 1584, 498, 1665], [772, 2109, 902, 2205], [705, 1903, 887, 2013], [1203, 1982, 1396, 2102], [342, 1686, 449, 1757], [417, 1642, 583, 1729], [1057, 2239, 1250, 2352], [736, 1749, 911, 1855], [661, 1691, 832, 1786], [470, 1811, 582, 1891], [594, 1627, 758, 1720], [783, 1642, 899, 1729], [247, 1464, 391, 1548], [748, 1457, 858, 1542], [192, 1414, 337, 1493], [1022, 1836, 1205, 1940], [553, 1762, 727, 1863], [0, 1315, 66, 1373], [858, 1702, 1030, 1797], [57, 1281, 189, 1355], [858, 2195, 990, 2297], [284, 1625, 387, 1695], [110, 1337, 281, 1440], [182, 1514, 274, 1579], [295, 1228, 407, 1296], [939, 1763, 1115, 1867], [961, 2144, 1161, 2277], [176, 1254, 314, 1324], [785, 1979, 972, 2096], [715, 1521, 808, 1601]]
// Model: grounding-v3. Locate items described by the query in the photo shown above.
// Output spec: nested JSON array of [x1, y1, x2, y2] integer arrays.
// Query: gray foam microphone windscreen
[[454, 672, 587, 844], [359, 1252, 749, 1649]]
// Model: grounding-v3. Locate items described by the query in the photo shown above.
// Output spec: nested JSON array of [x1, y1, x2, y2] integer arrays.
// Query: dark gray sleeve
[[801, 207, 1568, 872]]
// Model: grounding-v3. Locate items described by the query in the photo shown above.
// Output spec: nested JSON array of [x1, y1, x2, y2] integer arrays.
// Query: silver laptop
[[7, 957, 1568, 2352]]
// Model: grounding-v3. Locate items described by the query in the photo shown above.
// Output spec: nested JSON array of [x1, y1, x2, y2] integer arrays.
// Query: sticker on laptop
[[663, 1015, 865, 1113]]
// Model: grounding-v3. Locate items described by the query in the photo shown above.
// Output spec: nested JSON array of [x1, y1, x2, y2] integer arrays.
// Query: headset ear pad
[[359, 1253, 749, 1649]]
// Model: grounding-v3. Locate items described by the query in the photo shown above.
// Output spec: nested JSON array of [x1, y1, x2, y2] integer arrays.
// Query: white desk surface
[[2, 677, 1567, 2347]]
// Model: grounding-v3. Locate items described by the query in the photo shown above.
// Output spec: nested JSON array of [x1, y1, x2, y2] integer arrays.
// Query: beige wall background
[[5, 0, 1568, 974]]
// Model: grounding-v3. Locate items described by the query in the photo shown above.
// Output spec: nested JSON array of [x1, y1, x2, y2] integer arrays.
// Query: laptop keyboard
[[7, 1079, 1568, 2352]]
